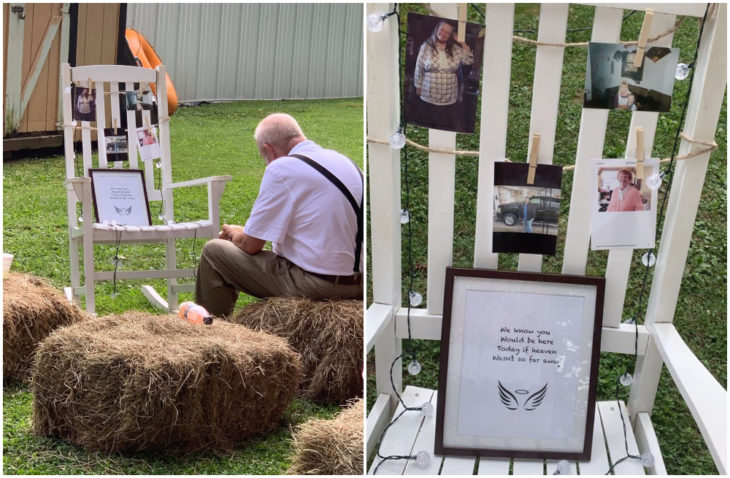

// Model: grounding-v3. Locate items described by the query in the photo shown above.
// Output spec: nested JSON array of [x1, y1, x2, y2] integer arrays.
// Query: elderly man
[[195, 113, 363, 317]]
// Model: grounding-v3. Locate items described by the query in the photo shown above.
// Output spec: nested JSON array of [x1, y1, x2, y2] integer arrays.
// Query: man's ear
[[261, 143, 277, 164]]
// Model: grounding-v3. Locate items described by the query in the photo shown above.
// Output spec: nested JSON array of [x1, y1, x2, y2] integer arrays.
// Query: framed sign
[[436, 268, 604, 460], [89, 169, 151, 226]]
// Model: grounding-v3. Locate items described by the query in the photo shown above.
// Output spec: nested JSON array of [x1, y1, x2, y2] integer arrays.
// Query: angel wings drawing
[[114, 205, 132, 216], [498, 381, 548, 411]]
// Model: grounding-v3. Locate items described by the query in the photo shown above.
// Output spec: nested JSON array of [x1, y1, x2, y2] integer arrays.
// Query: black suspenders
[[290, 154, 363, 274]]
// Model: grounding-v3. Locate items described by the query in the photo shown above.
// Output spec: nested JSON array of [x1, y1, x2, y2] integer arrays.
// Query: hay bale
[[3, 272, 86, 383], [231, 298, 362, 403], [288, 399, 364, 475], [32, 311, 302, 453]]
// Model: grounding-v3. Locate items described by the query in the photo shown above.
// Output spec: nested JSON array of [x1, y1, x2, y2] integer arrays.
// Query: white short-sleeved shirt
[[244, 140, 362, 275]]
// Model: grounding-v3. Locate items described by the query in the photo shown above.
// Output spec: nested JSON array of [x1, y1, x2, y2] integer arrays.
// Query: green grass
[[367, 4, 726, 475], [3, 97, 362, 474]]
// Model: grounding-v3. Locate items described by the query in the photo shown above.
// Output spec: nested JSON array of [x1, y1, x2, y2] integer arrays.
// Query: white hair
[[253, 113, 306, 150]]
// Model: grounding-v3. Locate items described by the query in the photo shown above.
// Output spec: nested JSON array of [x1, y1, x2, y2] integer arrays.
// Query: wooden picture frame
[[89, 169, 151, 226], [435, 267, 605, 460]]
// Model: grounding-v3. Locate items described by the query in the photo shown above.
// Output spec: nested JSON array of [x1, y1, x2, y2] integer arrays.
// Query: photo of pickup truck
[[496, 196, 560, 226]]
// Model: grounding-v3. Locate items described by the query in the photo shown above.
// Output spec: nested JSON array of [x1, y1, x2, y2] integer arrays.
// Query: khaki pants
[[194, 239, 363, 317]]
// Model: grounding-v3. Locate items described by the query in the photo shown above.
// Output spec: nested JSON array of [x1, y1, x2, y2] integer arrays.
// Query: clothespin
[[144, 115, 151, 130], [457, 4, 467, 42], [113, 118, 118, 136], [526, 134, 540, 185], [635, 127, 645, 179], [88, 78, 94, 91], [633, 9, 654, 68]]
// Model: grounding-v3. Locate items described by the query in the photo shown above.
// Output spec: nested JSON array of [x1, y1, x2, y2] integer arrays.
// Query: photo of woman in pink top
[[606, 168, 644, 212]]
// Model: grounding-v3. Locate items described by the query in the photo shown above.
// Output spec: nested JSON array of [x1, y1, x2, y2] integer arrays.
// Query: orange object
[[178, 301, 213, 325], [125, 29, 178, 116]]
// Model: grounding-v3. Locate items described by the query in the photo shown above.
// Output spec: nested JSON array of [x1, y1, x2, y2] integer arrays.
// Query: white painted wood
[[597, 401, 645, 475], [167, 176, 233, 189], [5, 3, 25, 134], [367, 394, 394, 460], [584, 3, 707, 17], [546, 459, 576, 475], [477, 457, 511, 475], [171, 283, 194, 294], [628, 333, 663, 416], [426, 128, 456, 316], [374, 311, 401, 404], [578, 405, 611, 475], [634, 413, 667, 475], [440, 455, 476, 475], [646, 3, 726, 325], [403, 391, 440, 475], [367, 303, 395, 353], [72, 64, 157, 83], [603, 12, 676, 329], [366, 3, 402, 307], [368, 387, 433, 475], [562, 7, 623, 275], [141, 285, 169, 311], [517, 3, 568, 273], [425, 3, 457, 316], [19, 14, 62, 120], [95, 81, 109, 168], [512, 458, 544, 474], [63, 286, 73, 303], [473, 3, 514, 269], [652, 323, 727, 474]]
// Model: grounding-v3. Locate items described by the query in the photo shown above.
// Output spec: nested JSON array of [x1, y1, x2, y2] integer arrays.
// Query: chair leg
[[166, 238, 178, 312], [69, 234, 81, 304], [83, 234, 95, 315]]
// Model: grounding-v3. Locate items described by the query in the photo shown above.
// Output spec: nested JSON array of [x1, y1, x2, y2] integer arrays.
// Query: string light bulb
[[554, 460, 571, 475], [420, 401, 434, 418], [407, 359, 422, 376], [640, 451, 655, 468], [675, 63, 690, 80], [409, 290, 423, 307], [645, 172, 663, 190], [155, 160, 162, 169], [620, 372, 634, 386], [400, 209, 410, 224], [389, 130, 406, 149], [414, 450, 430, 468], [77, 216, 84, 223], [367, 13, 386, 32], [641, 252, 656, 267]]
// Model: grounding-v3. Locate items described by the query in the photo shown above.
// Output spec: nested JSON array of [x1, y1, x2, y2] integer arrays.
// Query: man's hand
[[219, 224, 244, 241], [220, 224, 265, 255]]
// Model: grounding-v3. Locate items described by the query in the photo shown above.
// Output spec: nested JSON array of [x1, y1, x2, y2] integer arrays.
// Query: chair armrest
[[165, 175, 232, 190], [64, 177, 91, 201], [652, 323, 727, 474], [366, 393, 394, 459], [367, 303, 396, 353]]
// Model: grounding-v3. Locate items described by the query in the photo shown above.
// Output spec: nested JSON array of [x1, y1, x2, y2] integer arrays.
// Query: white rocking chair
[[61, 63, 231, 314], [366, 3, 726, 475]]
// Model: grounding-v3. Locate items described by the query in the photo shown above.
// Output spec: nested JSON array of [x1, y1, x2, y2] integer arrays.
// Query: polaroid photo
[[584, 42, 680, 112], [590, 158, 659, 250], [492, 162, 563, 255], [404, 13, 485, 134], [126, 90, 159, 126], [103, 128, 129, 162], [72, 85, 97, 122], [136, 126, 161, 161]]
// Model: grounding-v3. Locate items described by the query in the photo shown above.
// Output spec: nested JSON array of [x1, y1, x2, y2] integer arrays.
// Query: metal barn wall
[[126, 3, 363, 103]]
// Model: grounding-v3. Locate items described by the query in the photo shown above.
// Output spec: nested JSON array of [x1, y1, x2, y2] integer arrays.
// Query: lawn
[[366, 4, 726, 475], [3, 97, 363, 474]]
